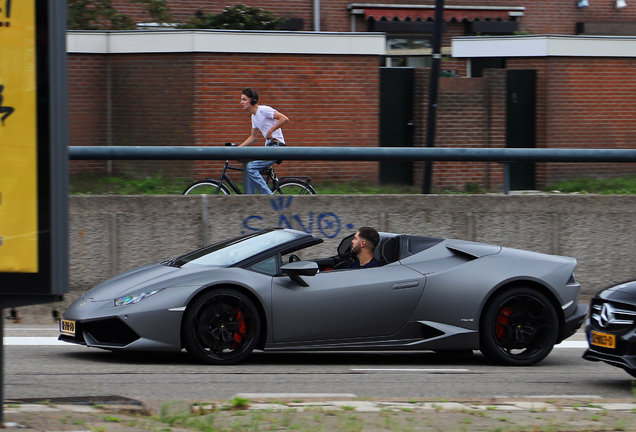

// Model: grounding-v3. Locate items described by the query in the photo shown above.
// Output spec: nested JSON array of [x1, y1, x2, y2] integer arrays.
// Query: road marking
[[556, 341, 588, 348], [5, 337, 68, 346], [236, 393, 358, 399], [352, 368, 471, 373]]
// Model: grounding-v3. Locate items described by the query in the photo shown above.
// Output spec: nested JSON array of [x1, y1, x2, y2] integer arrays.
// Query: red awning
[[363, 8, 512, 22]]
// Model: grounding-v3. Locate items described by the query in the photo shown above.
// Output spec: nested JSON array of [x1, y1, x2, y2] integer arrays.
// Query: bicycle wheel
[[183, 180, 230, 195], [275, 179, 317, 195]]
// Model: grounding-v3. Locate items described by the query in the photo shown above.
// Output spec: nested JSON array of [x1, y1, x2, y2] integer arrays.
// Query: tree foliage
[[68, 0, 136, 30], [68, 0, 174, 30], [131, 0, 174, 25], [178, 4, 286, 30], [68, 1, 284, 31]]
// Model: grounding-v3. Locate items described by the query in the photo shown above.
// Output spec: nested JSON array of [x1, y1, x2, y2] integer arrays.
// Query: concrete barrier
[[13, 193, 635, 322], [67, 194, 636, 298]]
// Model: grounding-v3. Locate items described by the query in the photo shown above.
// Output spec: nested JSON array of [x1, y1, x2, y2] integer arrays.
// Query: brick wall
[[68, 55, 109, 174], [68, 47, 636, 190], [68, 51, 380, 183], [109, 53, 196, 178], [413, 56, 636, 191], [413, 69, 507, 191], [483, 69, 507, 190], [111, 0, 636, 36], [508, 57, 636, 187], [191, 53, 380, 183]]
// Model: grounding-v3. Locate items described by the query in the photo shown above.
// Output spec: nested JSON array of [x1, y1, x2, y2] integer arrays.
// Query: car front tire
[[480, 287, 558, 366], [183, 288, 261, 365]]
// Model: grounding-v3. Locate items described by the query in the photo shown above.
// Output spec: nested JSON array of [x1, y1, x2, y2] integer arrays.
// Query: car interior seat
[[378, 236, 399, 265], [333, 234, 400, 270]]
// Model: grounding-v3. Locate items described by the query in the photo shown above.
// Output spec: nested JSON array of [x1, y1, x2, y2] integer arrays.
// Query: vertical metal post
[[243, 162, 249, 194], [314, 0, 321, 31], [423, 0, 445, 194], [106, 56, 113, 175], [504, 163, 510, 195]]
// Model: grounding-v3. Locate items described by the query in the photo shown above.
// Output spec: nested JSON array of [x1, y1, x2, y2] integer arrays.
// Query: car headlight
[[114, 289, 163, 306]]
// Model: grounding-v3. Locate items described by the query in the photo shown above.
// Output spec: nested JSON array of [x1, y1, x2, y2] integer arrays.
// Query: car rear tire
[[480, 287, 558, 366], [183, 288, 261, 365]]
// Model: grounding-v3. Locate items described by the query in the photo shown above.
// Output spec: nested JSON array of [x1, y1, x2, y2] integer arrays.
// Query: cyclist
[[238, 88, 289, 195]]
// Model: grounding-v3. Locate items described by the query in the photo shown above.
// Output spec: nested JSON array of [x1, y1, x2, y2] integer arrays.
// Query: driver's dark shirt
[[348, 257, 382, 269]]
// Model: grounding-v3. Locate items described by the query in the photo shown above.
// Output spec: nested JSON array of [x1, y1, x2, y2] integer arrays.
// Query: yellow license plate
[[60, 319, 76, 337], [591, 330, 616, 349]]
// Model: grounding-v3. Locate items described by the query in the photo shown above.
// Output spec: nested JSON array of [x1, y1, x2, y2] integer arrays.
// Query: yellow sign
[[0, 0, 39, 272]]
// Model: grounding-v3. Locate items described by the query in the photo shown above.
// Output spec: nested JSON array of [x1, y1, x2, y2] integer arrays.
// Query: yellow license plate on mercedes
[[591, 330, 616, 349], [60, 319, 76, 337]]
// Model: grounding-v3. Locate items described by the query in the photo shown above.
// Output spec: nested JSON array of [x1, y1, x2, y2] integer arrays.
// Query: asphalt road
[[4, 325, 635, 403]]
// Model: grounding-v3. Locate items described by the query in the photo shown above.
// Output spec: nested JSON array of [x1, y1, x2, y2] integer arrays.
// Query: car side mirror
[[281, 261, 319, 287]]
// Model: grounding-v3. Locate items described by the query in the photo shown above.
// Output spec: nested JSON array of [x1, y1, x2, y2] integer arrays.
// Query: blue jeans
[[246, 160, 275, 195]]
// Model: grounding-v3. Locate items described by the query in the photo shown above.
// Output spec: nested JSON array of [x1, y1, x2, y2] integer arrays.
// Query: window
[[248, 255, 278, 276], [385, 36, 433, 68], [387, 37, 432, 51], [176, 230, 300, 268]]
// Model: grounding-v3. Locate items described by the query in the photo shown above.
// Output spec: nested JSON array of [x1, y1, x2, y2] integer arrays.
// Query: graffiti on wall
[[242, 196, 355, 238]]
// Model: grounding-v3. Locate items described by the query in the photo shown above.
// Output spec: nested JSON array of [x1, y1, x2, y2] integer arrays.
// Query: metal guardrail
[[68, 146, 636, 194], [68, 146, 636, 162]]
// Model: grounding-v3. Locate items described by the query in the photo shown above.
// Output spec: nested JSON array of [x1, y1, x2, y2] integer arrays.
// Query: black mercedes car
[[583, 281, 636, 377]]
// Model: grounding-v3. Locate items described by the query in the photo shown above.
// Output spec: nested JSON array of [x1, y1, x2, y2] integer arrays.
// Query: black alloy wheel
[[480, 287, 558, 366], [183, 289, 261, 365]]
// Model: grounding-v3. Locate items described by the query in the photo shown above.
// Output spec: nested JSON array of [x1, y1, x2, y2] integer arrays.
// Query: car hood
[[83, 263, 218, 301], [597, 281, 636, 303]]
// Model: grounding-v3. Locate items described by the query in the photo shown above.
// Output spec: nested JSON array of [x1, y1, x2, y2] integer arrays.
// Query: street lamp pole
[[423, 0, 445, 194]]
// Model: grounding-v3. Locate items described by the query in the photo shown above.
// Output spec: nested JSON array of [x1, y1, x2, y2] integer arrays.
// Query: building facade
[[68, 1, 636, 190]]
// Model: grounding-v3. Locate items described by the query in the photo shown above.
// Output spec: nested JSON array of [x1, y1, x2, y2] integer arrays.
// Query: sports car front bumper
[[59, 316, 141, 347], [59, 290, 188, 351]]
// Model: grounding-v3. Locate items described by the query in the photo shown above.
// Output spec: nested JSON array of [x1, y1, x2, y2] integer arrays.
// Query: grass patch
[[159, 402, 218, 430], [70, 174, 425, 195], [70, 173, 190, 195], [545, 175, 636, 194], [317, 181, 421, 195], [70, 172, 636, 195], [228, 396, 250, 410]]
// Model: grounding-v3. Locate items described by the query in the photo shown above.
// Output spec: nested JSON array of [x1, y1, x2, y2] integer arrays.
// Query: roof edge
[[452, 34, 636, 58]]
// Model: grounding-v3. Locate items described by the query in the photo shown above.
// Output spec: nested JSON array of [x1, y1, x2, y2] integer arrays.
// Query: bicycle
[[182, 143, 316, 195]]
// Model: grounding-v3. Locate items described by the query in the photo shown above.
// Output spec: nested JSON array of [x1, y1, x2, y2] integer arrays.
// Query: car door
[[271, 264, 425, 343]]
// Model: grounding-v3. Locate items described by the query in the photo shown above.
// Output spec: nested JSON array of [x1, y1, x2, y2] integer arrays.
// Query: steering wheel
[[289, 254, 301, 263]]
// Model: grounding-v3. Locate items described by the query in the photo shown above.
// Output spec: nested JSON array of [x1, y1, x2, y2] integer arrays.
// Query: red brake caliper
[[495, 307, 512, 339], [232, 310, 246, 348]]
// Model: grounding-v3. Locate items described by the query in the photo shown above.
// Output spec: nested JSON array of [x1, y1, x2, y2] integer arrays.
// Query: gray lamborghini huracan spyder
[[60, 228, 587, 366]]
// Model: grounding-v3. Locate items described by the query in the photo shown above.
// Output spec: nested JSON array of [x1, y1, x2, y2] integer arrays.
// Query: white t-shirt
[[252, 105, 285, 144]]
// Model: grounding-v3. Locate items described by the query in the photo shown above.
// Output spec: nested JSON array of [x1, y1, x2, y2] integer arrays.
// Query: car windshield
[[174, 230, 301, 268]]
